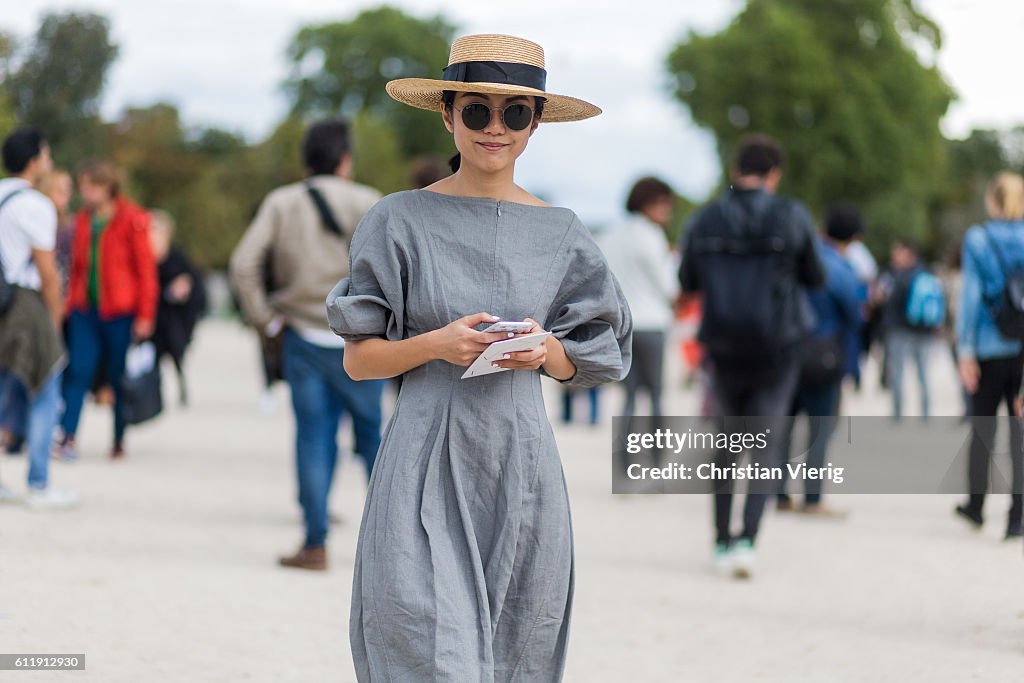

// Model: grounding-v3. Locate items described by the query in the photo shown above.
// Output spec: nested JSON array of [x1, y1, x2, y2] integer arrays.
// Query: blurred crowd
[[1, 123, 1020, 577], [0, 129, 206, 508]]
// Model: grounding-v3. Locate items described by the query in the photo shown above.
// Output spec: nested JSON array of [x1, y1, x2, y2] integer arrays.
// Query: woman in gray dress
[[326, 34, 632, 682]]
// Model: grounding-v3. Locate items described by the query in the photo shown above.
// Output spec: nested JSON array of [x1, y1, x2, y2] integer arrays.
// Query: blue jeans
[[0, 371, 27, 442], [0, 370, 61, 489], [778, 381, 840, 504], [560, 387, 600, 425], [61, 310, 134, 445], [887, 330, 932, 418], [282, 329, 384, 547]]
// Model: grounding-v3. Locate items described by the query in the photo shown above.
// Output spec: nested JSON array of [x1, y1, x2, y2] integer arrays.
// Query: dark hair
[[302, 119, 350, 176], [442, 90, 545, 173], [825, 203, 864, 243], [76, 159, 122, 198], [2, 128, 47, 174], [626, 176, 673, 214], [409, 156, 450, 188], [733, 133, 784, 177]]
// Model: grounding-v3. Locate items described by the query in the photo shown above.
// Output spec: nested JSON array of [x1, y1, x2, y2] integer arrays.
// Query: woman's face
[[78, 176, 111, 210], [443, 92, 540, 174], [644, 195, 674, 228], [47, 175, 73, 213]]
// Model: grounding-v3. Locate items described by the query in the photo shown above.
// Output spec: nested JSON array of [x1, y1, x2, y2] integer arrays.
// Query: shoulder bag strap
[[304, 180, 345, 238]]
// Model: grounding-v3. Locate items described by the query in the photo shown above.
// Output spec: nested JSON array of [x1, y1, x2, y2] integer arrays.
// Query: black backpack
[[981, 226, 1024, 340], [0, 188, 27, 315], [689, 194, 801, 360]]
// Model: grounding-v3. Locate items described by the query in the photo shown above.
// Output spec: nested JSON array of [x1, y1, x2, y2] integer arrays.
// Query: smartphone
[[461, 332, 553, 379], [481, 320, 535, 334]]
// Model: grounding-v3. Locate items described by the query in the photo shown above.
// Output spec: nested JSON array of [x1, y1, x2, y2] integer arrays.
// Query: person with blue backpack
[[880, 238, 945, 418], [955, 172, 1024, 540], [777, 204, 865, 516]]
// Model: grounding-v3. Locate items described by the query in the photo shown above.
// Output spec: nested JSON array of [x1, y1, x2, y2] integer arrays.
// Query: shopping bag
[[121, 342, 163, 425]]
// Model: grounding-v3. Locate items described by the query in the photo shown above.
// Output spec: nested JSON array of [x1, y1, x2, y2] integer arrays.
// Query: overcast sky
[[6, 0, 1024, 226]]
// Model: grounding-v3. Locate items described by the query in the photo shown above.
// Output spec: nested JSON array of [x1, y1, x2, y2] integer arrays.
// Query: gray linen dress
[[326, 189, 632, 682]]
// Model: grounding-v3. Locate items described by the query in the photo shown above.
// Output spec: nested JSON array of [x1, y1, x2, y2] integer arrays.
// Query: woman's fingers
[[462, 311, 500, 327], [474, 330, 517, 344], [492, 348, 546, 369], [522, 317, 543, 334]]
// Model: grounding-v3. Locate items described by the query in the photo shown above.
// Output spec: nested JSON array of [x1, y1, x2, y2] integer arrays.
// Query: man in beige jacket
[[229, 120, 383, 571]]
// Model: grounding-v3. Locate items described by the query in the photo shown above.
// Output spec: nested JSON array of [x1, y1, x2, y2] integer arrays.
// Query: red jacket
[[67, 197, 158, 324]]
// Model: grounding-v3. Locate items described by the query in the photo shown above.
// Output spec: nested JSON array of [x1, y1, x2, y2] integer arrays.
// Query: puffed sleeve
[[326, 205, 406, 342], [544, 216, 633, 389]]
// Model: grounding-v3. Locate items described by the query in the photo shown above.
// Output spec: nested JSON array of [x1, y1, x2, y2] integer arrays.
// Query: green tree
[[104, 103, 282, 270], [0, 31, 19, 142], [284, 6, 456, 159], [935, 128, 1024, 252], [173, 117, 307, 270], [352, 110, 411, 195], [666, 0, 954, 255], [5, 11, 119, 164], [109, 104, 202, 206]]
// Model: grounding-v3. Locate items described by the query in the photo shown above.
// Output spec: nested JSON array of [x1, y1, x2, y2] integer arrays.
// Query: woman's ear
[[441, 105, 455, 133]]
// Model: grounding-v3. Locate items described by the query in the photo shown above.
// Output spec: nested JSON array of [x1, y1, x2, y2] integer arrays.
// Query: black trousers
[[709, 347, 801, 545], [966, 354, 1024, 522]]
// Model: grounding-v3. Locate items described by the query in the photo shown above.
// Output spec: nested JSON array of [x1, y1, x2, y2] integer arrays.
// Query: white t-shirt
[[0, 178, 58, 291], [598, 214, 680, 331], [845, 240, 878, 284]]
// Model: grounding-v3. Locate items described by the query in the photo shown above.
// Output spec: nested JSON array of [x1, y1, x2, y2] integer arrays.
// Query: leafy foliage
[[5, 12, 118, 162], [285, 6, 456, 159], [666, 0, 954, 255]]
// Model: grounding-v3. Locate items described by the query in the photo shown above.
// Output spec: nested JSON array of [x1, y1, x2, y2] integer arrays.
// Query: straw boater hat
[[385, 34, 601, 123]]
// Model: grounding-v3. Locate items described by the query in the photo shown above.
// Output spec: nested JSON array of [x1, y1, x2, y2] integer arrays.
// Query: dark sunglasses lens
[[461, 104, 491, 130], [503, 104, 533, 131]]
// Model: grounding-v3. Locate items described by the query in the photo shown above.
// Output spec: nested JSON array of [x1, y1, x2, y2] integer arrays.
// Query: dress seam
[[530, 213, 579, 323]]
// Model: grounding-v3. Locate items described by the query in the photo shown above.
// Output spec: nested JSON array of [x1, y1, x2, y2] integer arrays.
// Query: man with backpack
[[777, 204, 865, 517], [879, 238, 945, 419], [0, 128, 77, 509], [679, 133, 824, 578], [230, 119, 384, 571]]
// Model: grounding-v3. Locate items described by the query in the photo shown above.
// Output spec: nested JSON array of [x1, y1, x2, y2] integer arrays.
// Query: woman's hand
[[168, 274, 193, 303], [431, 312, 516, 367], [492, 318, 549, 371], [959, 357, 980, 395], [133, 318, 155, 341]]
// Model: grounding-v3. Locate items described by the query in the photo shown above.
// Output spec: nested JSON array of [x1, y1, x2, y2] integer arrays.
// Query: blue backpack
[[980, 226, 1024, 340], [904, 270, 946, 330]]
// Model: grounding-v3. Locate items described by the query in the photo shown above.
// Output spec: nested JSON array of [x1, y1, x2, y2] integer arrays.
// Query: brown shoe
[[278, 545, 327, 571], [776, 498, 797, 512], [800, 503, 848, 520]]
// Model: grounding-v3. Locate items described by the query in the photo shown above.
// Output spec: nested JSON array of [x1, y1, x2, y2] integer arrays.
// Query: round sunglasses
[[454, 102, 536, 132]]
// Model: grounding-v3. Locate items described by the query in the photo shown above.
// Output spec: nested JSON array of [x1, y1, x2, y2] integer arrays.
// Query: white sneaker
[[26, 487, 80, 510], [257, 390, 277, 416], [731, 538, 755, 580], [0, 483, 21, 504], [712, 542, 733, 575]]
